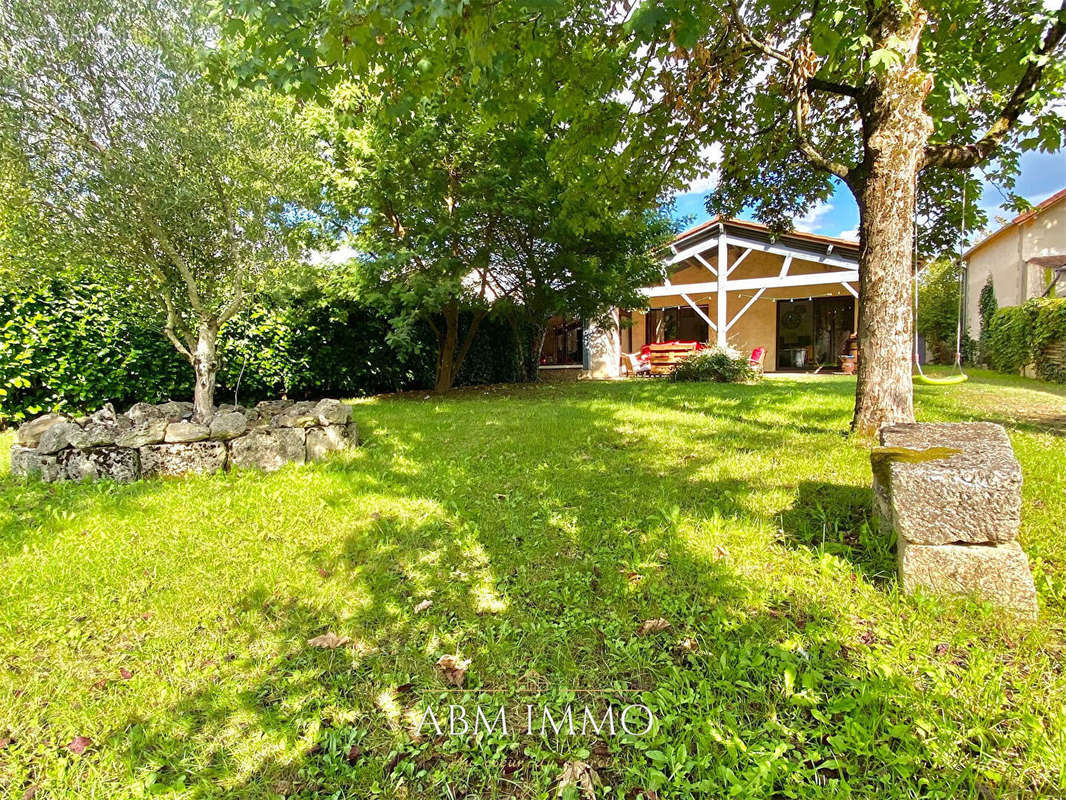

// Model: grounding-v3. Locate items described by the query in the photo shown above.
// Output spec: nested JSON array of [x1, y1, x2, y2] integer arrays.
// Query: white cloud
[[307, 245, 359, 266], [836, 228, 859, 241], [682, 143, 723, 195], [795, 201, 834, 230]]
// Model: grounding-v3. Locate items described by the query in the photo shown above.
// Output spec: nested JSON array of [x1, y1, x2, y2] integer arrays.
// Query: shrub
[[0, 281, 528, 425], [978, 276, 998, 364], [983, 298, 1066, 382], [672, 345, 759, 383]]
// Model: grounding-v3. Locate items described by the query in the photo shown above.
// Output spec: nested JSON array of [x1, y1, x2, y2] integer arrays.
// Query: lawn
[[1, 370, 1065, 799]]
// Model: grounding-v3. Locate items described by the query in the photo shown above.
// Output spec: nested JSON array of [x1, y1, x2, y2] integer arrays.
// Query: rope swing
[[912, 176, 969, 386]]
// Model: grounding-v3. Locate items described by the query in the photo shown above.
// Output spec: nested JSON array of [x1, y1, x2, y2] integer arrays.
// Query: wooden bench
[[648, 342, 699, 375]]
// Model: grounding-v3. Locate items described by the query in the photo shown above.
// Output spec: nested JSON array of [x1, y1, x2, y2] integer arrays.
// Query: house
[[963, 187, 1066, 338], [539, 217, 861, 378]]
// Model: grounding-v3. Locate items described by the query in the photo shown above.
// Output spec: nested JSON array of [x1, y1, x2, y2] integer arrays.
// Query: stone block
[[156, 401, 194, 422], [69, 422, 119, 449], [229, 428, 305, 471], [127, 402, 167, 425], [897, 538, 1037, 619], [16, 413, 68, 447], [210, 411, 247, 441], [11, 445, 42, 477], [275, 401, 318, 428], [313, 398, 352, 426], [61, 447, 140, 483], [37, 421, 80, 455], [140, 442, 227, 477], [164, 421, 210, 443], [306, 425, 350, 461], [872, 422, 1021, 545], [116, 419, 168, 448], [255, 399, 293, 416]]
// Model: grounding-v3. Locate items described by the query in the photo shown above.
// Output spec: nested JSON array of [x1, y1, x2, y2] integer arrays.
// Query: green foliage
[[0, 281, 528, 425], [671, 345, 759, 383], [0, 283, 188, 425], [984, 298, 1066, 382], [916, 259, 964, 364], [978, 277, 998, 364]]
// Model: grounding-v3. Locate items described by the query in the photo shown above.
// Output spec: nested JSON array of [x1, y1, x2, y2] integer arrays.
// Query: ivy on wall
[[984, 298, 1066, 383]]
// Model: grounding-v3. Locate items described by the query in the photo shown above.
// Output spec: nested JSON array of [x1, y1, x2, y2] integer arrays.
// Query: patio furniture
[[647, 341, 700, 375], [622, 353, 651, 377], [749, 347, 766, 373]]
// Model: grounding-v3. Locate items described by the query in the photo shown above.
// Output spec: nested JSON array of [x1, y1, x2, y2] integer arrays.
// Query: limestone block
[[16, 414, 68, 447], [229, 428, 305, 472], [897, 538, 1037, 619], [209, 411, 247, 441], [69, 422, 119, 449], [37, 421, 80, 455], [61, 447, 140, 483], [127, 402, 167, 425], [164, 421, 210, 443], [156, 401, 194, 422], [275, 401, 318, 428], [11, 445, 42, 477], [255, 399, 293, 417], [140, 442, 227, 477], [313, 398, 352, 426], [116, 419, 168, 448], [872, 422, 1021, 545], [306, 425, 352, 461]]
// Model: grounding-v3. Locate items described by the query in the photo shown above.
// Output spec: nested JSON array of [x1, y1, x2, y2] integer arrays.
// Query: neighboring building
[[963, 187, 1066, 338], [542, 217, 861, 379]]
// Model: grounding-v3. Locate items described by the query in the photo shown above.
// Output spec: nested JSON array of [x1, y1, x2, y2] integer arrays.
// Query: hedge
[[984, 298, 1066, 383], [0, 282, 528, 425]]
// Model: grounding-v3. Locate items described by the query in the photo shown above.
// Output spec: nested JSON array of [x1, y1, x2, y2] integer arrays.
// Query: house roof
[[963, 186, 1066, 259], [671, 215, 861, 256]]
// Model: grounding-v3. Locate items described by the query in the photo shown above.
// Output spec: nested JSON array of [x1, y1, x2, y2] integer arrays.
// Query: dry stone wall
[[10, 399, 357, 483]]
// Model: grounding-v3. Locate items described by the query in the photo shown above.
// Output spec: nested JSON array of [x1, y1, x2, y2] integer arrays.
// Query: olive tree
[[0, 0, 319, 419]]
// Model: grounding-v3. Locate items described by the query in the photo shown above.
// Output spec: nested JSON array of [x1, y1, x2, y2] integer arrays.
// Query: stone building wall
[[10, 398, 357, 483]]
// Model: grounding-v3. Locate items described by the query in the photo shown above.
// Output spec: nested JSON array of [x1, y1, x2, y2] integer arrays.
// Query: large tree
[[218, 0, 1066, 427], [622, 0, 1066, 432], [0, 0, 319, 419]]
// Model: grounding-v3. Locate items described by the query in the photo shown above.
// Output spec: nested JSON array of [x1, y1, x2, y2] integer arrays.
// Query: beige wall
[[965, 198, 1066, 337]]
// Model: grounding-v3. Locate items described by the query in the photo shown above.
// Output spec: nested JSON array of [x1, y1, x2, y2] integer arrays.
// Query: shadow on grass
[[85, 380, 1033, 798]]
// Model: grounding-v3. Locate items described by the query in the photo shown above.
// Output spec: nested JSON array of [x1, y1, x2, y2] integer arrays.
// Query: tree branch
[[726, 0, 854, 182], [923, 0, 1066, 170], [142, 211, 206, 315], [807, 77, 861, 98]]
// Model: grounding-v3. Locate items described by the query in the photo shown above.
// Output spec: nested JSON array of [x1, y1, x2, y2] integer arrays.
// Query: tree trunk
[[434, 303, 460, 393], [192, 320, 219, 421], [433, 302, 487, 392], [851, 10, 934, 435], [524, 323, 546, 383]]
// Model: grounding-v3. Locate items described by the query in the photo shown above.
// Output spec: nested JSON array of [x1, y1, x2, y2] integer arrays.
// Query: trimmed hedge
[[0, 282, 527, 425], [984, 298, 1066, 383]]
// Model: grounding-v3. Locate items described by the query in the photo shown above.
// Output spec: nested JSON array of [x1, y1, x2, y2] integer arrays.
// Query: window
[[645, 304, 709, 345]]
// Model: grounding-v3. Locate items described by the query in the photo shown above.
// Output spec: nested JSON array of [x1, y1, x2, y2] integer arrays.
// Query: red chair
[[749, 347, 766, 372]]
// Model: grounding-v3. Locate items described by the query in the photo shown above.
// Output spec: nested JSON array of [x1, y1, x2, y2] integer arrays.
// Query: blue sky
[[670, 149, 1066, 242]]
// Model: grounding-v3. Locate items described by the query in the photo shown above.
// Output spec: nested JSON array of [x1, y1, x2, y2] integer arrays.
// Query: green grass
[[1, 370, 1065, 799]]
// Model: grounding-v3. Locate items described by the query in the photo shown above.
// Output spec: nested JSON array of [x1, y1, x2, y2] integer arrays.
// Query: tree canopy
[[0, 0, 322, 416]]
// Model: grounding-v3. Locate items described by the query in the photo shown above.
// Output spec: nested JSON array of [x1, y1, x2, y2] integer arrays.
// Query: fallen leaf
[[413, 599, 433, 614], [67, 736, 92, 755], [676, 637, 698, 653], [494, 493, 507, 501], [395, 682, 415, 694], [317, 567, 331, 578], [0, 737, 11, 750], [435, 654, 470, 687], [636, 618, 672, 636], [21, 786, 39, 800], [141, 612, 152, 620], [119, 668, 133, 680], [589, 740, 611, 768], [307, 632, 351, 649], [934, 642, 949, 656], [90, 678, 107, 692], [557, 760, 601, 799], [371, 512, 382, 520], [619, 568, 643, 584], [346, 744, 363, 764], [713, 545, 727, 561]]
